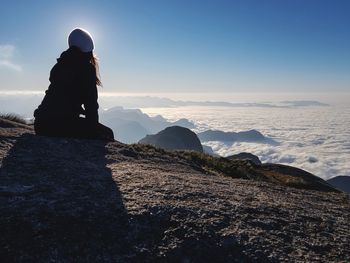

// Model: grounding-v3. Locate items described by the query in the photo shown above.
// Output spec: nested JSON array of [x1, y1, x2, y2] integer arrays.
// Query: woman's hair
[[89, 53, 102, 87], [66, 47, 103, 87]]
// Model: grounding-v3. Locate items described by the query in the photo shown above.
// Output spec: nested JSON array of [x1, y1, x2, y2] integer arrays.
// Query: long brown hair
[[89, 52, 102, 87]]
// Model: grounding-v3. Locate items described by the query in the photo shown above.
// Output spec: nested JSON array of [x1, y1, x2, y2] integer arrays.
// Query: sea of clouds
[[142, 105, 350, 180]]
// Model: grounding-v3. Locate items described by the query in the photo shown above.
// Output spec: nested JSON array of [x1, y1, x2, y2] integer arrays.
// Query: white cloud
[[0, 44, 15, 58], [0, 44, 21, 71], [142, 104, 350, 180], [0, 60, 22, 72]]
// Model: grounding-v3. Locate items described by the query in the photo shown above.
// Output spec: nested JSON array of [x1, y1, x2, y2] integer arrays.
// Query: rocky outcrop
[[227, 152, 262, 164], [1, 118, 349, 262], [139, 126, 203, 152], [99, 107, 195, 143], [198, 129, 276, 144], [327, 176, 350, 193]]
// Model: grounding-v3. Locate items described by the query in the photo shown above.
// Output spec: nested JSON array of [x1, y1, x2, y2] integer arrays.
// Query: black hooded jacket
[[34, 47, 99, 123]]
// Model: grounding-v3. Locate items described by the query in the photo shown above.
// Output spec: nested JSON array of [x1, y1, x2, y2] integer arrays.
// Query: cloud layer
[[142, 105, 350, 180]]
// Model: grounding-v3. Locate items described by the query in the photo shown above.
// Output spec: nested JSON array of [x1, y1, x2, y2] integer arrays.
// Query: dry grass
[[0, 113, 28, 125], [132, 144, 337, 192], [178, 150, 259, 179]]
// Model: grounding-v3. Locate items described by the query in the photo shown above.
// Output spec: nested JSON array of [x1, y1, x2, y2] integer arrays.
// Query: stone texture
[[0, 118, 349, 262]]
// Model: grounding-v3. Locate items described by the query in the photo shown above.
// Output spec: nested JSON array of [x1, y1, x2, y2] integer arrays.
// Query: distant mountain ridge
[[198, 129, 278, 145], [99, 107, 195, 143], [99, 107, 279, 147], [327, 176, 350, 193], [96, 96, 330, 109], [0, 92, 330, 118]]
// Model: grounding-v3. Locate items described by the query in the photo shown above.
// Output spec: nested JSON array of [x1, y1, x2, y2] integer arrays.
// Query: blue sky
[[0, 0, 349, 93]]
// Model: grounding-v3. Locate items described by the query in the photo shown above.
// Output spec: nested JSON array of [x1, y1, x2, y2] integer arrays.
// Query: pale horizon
[[1, 90, 350, 105]]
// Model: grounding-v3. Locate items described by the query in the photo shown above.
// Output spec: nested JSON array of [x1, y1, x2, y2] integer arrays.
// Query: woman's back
[[34, 47, 98, 122]]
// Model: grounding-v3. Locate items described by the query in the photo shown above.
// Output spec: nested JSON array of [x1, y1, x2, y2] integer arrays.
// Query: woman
[[34, 28, 114, 141]]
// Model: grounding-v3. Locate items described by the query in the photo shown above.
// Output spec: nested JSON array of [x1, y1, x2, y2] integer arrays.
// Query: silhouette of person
[[34, 28, 114, 141]]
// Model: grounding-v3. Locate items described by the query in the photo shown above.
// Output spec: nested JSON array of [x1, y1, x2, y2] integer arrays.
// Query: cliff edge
[[0, 118, 349, 262]]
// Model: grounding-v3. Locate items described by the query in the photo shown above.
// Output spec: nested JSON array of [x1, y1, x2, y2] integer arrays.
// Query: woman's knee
[[96, 123, 114, 141]]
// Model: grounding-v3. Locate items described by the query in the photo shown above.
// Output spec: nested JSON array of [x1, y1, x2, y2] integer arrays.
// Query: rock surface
[[227, 152, 262, 165], [139, 126, 203, 153], [1, 118, 349, 262]]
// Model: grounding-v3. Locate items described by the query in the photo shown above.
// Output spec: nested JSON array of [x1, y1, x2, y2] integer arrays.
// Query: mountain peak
[[1, 118, 349, 262], [139, 126, 204, 153]]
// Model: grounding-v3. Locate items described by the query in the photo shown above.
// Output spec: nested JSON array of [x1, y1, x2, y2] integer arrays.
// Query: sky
[[0, 0, 349, 94]]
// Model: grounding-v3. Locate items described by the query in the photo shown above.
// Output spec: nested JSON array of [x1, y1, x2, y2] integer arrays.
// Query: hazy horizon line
[[2, 90, 350, 104]]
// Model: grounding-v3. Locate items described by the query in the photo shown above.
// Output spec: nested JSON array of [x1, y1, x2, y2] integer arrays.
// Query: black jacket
[[34, 47, 99, 123]]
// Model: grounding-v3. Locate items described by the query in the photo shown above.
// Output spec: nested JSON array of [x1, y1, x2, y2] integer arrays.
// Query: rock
[[0, 117, 349, 262], [198, 129, 266, 142], [227, 152, 262, 164], [99, 107, 195, 144], [139, 126, 203, 152]]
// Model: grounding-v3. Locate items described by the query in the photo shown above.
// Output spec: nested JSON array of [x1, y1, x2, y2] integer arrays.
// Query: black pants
[[34, 117, 114, 141]]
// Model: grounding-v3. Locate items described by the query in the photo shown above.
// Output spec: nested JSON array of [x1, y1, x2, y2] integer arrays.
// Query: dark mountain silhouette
[[227, 152, 261, 164], [327, 176, 350, 193], [99, 107, 195, 144], [280, 100, 329, 107], [139, 126, 203, 152], [198, 129, 278, 145], [1, 116, 349, 262], [96, 104, 327, 154]]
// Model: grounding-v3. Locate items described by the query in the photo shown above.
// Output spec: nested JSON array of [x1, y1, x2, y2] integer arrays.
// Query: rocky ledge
[[0, 118, 349, 262]]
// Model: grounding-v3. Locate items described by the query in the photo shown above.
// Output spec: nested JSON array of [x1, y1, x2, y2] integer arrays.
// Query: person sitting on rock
[[34, 28, 114, 141]]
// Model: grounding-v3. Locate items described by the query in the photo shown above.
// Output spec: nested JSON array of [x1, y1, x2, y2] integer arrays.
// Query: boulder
[[139, 126, 203, 152]]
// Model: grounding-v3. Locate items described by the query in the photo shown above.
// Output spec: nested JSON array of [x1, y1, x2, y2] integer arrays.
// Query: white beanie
[[68, 28, 94, 53]]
